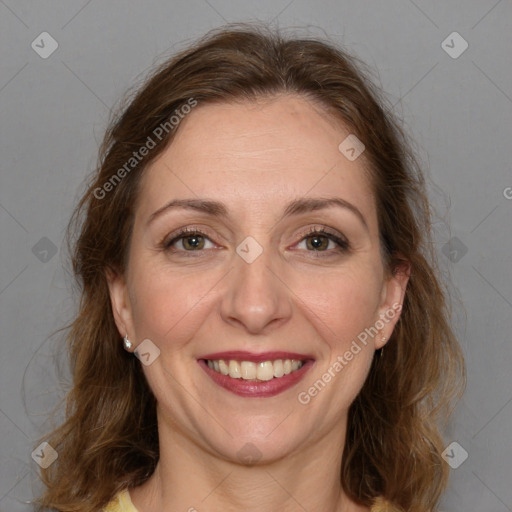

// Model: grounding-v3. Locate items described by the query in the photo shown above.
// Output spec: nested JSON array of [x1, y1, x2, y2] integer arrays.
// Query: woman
[[36, 24, 465, 512]]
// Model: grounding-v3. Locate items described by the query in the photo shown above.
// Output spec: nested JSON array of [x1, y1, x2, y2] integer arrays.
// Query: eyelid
[[299, 225, 347, 240]]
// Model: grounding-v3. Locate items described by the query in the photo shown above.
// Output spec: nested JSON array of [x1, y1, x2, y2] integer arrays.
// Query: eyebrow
[[147, 196, 368, 231]]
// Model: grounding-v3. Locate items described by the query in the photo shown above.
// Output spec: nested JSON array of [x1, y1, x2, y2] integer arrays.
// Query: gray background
[[1, 1, 511, 510]]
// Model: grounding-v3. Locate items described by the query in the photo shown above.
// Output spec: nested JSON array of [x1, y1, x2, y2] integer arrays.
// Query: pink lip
[[197, 353, 315, 398]]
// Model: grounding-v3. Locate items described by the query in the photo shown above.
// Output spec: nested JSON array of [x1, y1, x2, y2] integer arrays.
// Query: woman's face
[[108, 94, 407, 464]]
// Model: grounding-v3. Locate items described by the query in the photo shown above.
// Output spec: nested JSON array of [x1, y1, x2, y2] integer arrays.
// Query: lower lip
[[198, 359, 314, 398]]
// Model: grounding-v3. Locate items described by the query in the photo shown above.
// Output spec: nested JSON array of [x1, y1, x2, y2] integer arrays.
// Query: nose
[[220, 243, 292, 335]]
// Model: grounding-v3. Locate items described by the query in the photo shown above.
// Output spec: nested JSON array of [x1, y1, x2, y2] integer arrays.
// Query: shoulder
[[103, 489, 139, 512]]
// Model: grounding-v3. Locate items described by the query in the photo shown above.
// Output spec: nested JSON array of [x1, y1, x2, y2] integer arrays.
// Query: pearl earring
[[123, 335, 132, 351]]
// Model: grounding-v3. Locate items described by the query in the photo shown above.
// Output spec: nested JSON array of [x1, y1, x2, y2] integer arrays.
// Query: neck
[[130, 413, 369, 512]]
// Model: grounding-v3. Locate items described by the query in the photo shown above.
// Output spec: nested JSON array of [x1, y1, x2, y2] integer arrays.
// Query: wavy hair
[[35, 23, 465, 512]]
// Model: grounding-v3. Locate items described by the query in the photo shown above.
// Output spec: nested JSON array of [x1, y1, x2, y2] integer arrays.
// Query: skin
[[108, 94, 409, 512]]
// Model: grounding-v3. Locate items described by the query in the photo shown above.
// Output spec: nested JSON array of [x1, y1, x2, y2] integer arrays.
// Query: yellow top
[[103, 490, 400, 511], [103, 489, 135, 512]]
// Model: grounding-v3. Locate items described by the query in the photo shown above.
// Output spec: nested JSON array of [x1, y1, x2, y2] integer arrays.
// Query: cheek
[[293, 265, 383, 347], [128, 261, 221, 346], [295, 271, 379, 411]]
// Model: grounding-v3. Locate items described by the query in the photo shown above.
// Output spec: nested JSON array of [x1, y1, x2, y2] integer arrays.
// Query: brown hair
[[36, 23, 465, 512]]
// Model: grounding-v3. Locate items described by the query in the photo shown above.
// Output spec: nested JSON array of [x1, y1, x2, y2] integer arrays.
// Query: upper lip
[[199, 350, 314, 363]]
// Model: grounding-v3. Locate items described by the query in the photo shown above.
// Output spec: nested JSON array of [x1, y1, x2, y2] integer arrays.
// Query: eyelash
[[162, 226, 350, 257]]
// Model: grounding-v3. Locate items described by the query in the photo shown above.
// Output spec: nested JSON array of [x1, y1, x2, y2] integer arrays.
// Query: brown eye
[[180, 234, 206, 250], [296, 228, 350, 254], [164, 229, 215, 252], [305, 234, 331, 251]]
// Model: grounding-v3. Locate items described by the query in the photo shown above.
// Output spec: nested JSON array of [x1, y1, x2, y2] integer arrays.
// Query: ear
[[106, 268, 135, 345], [375, 260, 410, 350]]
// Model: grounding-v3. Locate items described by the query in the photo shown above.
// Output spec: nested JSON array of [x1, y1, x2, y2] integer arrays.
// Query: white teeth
[[241, 361, 257, 379], [207, 358, 304, 381], [273, 359, 284, 378], [256, 361, 274, 381], [218, 360, 229, 375], [228, 360, 241, 379]]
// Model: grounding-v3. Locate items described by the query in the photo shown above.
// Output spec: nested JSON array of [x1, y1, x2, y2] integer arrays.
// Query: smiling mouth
[[204, 358, 305, 381], [199, 352, 314, 397]]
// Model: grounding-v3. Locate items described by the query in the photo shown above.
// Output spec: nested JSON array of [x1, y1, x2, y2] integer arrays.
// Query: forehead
[[136, 94, 377, 230]]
